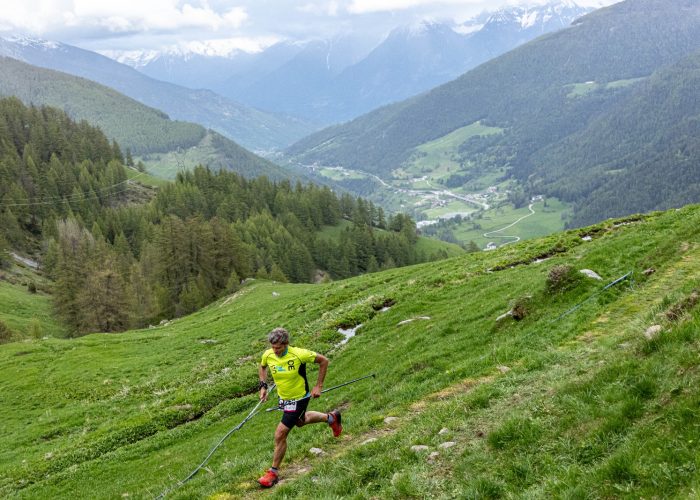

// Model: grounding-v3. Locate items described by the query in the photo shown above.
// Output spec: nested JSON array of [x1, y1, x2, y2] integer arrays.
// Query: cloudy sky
[[0, 0, 619, 55]]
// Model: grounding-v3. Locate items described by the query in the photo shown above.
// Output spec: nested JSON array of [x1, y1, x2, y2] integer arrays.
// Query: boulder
[[439, 441, 456, 449], [580, 269, 603, 280], [644, 325, 663, 340], [410, 445, 430, 453], [496, 310, 513, 322], [309, 447, 325, 456]]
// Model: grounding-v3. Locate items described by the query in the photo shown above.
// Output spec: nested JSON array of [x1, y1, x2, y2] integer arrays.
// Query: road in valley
[[483, 203, 536, 248]]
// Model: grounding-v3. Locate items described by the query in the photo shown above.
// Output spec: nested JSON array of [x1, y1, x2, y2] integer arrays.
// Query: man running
[[257, 327, 342, 488]]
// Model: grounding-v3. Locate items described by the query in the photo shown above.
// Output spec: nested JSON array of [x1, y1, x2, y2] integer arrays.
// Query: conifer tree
[[77, 266, 129, 333], [52, 219, 95, 334]]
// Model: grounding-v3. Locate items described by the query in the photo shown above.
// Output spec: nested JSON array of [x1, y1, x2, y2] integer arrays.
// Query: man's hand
[[311, 385, 322, 398], [260, 388, 268, 402]]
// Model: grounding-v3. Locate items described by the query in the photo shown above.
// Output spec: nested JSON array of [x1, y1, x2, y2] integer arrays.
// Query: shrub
[[0, 320, 15, 344], [27, 281, 37, 294], [511, 296, 532, 320], [546, 264, 583, 294], [29, 318, 43, 339]]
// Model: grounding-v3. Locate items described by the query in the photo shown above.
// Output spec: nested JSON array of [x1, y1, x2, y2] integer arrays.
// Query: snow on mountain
[[461, 1, 591, 34], [101, 49, 161, 68], [4, 35, 60, 50], [102, 36, 280, 71]]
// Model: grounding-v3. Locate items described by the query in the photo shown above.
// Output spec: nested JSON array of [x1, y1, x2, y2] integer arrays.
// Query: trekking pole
[[155, 383, 277, 499], [266, 373, 376, 412], [549, 271, 633, 324]]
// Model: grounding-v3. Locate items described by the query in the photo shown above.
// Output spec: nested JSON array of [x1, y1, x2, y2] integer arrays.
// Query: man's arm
[[259, 365, 269, 401], [311, 354, 329, 398]]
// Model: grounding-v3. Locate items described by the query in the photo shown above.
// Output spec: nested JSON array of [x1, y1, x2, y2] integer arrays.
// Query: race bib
[[280, 399, 297, 412]]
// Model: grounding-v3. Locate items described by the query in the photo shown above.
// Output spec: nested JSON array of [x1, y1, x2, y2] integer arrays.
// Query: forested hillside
[[0, 57, 203, 155], [0, 98, 451, 337], [529, 49, 700, 226], [288, 0, 700, 227], [0, 57, 289, 181], [0, 37, 317, 151]]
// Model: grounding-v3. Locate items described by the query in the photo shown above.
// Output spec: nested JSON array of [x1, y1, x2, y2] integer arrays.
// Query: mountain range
[[287, 0, 700, 227], [0, 56, 291, 181], [110, 2, 592, 125], [0, 36, 316, 152]]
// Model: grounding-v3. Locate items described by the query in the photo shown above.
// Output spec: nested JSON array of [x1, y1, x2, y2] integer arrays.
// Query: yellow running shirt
[[261, 346, 317, 400]]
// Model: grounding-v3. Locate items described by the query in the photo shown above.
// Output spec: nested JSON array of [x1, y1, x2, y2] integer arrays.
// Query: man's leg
[[272, 422, 291, 468], [298, 410, 342, 437], [298, 410, 328, 425]]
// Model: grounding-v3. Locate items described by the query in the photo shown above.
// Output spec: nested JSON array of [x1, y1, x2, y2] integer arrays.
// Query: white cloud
[[0, 0, 622, 52], [347, 0, 481, 15], [0, 0, 248, 36]]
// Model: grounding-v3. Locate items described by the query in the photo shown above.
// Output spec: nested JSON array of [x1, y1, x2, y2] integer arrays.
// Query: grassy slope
[[0, 280, 66, 340], [139, 131, 292, 182], [458, 198, 569, 249], [1, 205, 699, 498]]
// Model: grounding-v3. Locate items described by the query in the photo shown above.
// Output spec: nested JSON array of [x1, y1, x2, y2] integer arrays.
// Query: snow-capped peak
[[4, 35, 60, 50], [99, 49, 161, 68], [100, 36, 280, 68], [482, 1, 590, 29], [392, 19, 445, 38]]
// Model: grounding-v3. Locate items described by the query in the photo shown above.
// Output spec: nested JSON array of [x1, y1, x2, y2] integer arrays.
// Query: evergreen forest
[[0, 98, 439, 336]]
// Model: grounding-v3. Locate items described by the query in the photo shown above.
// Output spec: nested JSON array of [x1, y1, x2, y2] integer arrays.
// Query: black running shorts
[[280, 397, 310, 429]]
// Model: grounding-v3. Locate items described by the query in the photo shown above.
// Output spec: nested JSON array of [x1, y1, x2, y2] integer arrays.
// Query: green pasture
[[413, 235, 464, 258], [125, 166, 170, 188], [422, 198, 480, 219], [454, 198, 570, 249], [567, 77, 647, 98], [1, 205, 700, 499], [0, 280, 66, 341], [317, 167, 368, 181], [399, 121, 503, 180]]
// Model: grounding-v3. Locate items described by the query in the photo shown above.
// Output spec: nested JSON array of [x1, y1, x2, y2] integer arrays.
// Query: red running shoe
[[258, 469, 279, 488], [329, 410, 342, 437]]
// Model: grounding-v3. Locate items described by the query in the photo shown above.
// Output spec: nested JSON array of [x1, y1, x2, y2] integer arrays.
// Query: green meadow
[[0, 274, 66, 341], [397, 121, 503, 182], [455, 198, 570, 249], [566, 77, 647, 98], [125, 166, 171, 188], [1, 205, 699, 498]]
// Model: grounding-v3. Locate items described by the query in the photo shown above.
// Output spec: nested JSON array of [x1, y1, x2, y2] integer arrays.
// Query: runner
[[257, 327, 342, 488]]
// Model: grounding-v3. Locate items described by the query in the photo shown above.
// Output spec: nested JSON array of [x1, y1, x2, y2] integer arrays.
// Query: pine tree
[[77, 266, 129, 333], [52, 218, 95, 334], [269, 263, 288, 283], [128, 262, 157, 328], [125, 148, 134, 167]]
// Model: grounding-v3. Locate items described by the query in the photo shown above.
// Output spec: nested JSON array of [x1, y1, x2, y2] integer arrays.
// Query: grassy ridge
[[1, 205, 699, 498]]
